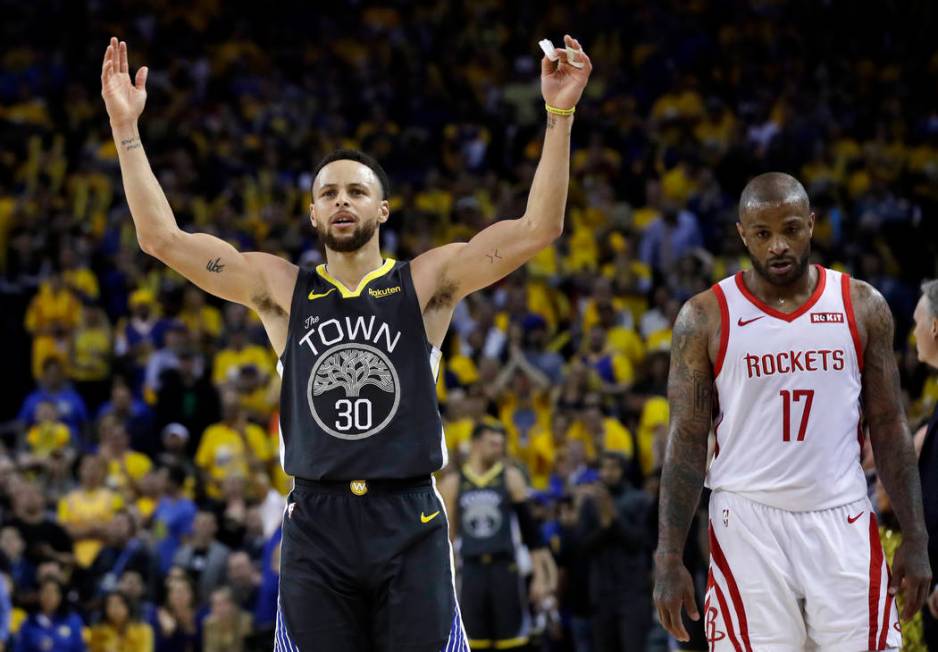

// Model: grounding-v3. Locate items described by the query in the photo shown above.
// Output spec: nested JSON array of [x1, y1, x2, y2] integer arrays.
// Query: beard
[[317, 219, 377, 253], [750, 246, 811, 287]]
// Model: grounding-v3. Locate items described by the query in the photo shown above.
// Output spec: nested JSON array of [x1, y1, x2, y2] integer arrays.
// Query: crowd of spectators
[[1, 0, 937, 650]]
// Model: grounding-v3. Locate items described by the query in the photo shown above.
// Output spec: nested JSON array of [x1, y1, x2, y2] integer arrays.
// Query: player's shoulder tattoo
[[670, 291, 717, 421], [672, 290, 718, 357], [849, 277, 893, 348]]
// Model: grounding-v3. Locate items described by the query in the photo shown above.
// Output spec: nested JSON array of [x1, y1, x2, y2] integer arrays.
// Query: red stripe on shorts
[[704, 570, 713, 652], [713, 581, 742, 652], [878, 593, 893, 650], [709, 524, 752, 652], [868, 513, 884, 650]]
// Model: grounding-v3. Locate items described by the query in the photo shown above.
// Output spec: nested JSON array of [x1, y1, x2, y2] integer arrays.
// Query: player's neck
[[323, 246, 385, 291], [744, 265, 818, 311], [467, 456, 496, 474]]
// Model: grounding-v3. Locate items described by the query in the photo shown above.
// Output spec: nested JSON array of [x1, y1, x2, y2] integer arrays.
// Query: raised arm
[[101, 38, 296, 348], [653, 291, 717, 641], [854, 280, 931, 619], [411, 36, 592, 307]]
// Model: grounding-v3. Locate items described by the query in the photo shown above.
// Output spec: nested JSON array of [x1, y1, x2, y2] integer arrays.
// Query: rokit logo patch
[[810, 312, 844, 323]]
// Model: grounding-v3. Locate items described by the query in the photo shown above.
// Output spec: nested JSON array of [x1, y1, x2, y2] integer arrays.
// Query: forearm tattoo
[[658, 298, 713, 554], [120, 137, 141, 151], [485, 249, 502, 264], [206, 257, 225, 273], [861, 284, 927, 539]]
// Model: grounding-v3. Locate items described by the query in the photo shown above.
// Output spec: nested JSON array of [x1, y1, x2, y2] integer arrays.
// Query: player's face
[[913, 295, 938, 367], [478, 430, 506, 464], [736, 201, 814, 287], [311, 160, 389, 253]]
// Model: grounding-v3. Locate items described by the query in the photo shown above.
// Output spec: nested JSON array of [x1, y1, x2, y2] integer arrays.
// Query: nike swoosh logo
[[847, 512, 863, 524], [420, 510, 441, 524], [308, 288, 336, 301], [737, 316, 765, 327]]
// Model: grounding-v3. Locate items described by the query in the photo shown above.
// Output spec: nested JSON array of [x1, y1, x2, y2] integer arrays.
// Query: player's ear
[[377, 199, 390, 224], [309, 202, 318, 228], [735, 221, 747, 247], [807, 211, 816, 236]]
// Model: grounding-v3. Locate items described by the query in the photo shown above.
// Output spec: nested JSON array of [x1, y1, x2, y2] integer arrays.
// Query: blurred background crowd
[[0, 0, 937, 650]]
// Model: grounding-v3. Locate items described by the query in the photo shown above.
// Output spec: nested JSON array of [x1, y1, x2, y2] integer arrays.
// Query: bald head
[[735, 172, 814, 287], [738, 172, 810, 224]]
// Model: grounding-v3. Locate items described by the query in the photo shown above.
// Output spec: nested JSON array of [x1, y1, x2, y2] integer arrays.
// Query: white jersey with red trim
[[705, 265, 867, 511]]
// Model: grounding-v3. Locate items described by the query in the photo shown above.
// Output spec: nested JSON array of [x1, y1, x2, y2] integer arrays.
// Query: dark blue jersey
[[278, 259, 445, 480], [458, 462, 515, 558]]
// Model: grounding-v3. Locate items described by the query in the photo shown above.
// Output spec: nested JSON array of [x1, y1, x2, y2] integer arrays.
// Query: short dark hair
[[312, 149, 390, 199], [471, 421, 505, 441], [738, 172, 809, 219], [922, 279, 938, 318]]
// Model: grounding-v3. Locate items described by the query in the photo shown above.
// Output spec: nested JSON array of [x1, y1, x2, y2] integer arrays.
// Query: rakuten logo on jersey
[[744, 349, 846, 378]]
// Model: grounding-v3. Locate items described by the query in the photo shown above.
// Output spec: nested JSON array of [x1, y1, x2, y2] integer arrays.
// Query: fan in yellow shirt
[[581, 326, 636, 394], [493, 350, 554, 463], [212, 326, 275, 386], [58, 455, 124, 567], [98, 418, 152, 498], [25, 401, 72, 458], [178, 286, 223, 343], [196, 393, 274, 499], [567, 394, 635, 464], [527, 411, 577, 490], [25, 275, 83, 379], [60, 248, 100, 302], [89, 591, 154, 652], [636, 396, 670, 477]]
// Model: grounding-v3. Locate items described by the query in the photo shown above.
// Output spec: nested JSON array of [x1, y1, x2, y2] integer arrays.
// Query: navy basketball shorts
[[275, 476, 470, 652], [459, 556, 529, 649]]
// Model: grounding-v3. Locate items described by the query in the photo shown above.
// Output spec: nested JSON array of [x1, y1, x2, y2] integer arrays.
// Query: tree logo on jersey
[[463, 503, 503, 539], [314, 349, 394, 397], [306, 343, 400, 440]]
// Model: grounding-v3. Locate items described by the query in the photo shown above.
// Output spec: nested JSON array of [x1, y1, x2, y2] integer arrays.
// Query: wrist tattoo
[[546, 115, 557, 129], [120, 137, 141, 151], [206, 257, 225, 273], [485, 249, 503, 264]]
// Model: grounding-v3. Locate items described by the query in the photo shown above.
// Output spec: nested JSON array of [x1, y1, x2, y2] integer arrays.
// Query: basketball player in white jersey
[[653, 172, 931, 651]]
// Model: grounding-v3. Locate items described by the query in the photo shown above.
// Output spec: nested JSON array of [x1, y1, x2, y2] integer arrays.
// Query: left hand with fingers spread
[[541, 34, 593, 111], [889, 536, 933, 620]]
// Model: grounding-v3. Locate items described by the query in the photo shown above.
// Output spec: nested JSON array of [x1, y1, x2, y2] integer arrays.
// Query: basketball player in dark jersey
[[101, 34, 591, 652], [438, 423, 558, 651]]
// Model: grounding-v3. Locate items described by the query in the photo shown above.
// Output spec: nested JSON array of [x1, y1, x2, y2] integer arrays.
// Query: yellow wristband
[[545, 103, 575, 116]]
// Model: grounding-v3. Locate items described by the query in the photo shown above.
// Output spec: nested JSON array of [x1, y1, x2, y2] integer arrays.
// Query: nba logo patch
[[287, 503, 296, 519], [722, 509, 730, 527], [810, 312, 844, 323]]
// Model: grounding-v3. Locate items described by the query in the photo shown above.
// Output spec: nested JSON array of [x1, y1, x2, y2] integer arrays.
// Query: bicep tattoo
[[860, 287, 902, 426]]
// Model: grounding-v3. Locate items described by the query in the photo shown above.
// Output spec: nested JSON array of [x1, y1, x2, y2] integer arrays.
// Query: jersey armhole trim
[[712, 284, 730, 378], [276, 266, 304, 366], [841, 273, 864, 371]]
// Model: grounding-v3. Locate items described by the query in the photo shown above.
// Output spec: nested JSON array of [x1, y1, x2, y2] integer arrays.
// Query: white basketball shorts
[[704, 491, 900, 652]]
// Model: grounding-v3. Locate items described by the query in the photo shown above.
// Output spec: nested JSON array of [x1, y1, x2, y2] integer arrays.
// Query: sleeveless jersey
[[458, 462, 515, 559], [277, 259, 446, 480], [705, 265, 867, 511]]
